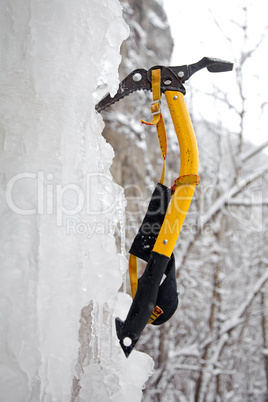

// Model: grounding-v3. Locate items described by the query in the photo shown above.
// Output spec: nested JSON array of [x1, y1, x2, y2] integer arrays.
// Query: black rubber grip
[[115, 251, 170, 357]]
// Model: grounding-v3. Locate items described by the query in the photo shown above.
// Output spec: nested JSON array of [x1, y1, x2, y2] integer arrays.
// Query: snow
[[0, 0, 153, 401]]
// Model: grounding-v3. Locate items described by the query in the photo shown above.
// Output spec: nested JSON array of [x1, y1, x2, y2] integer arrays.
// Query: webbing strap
[[140, 69, 167, 185], [156, 117, 167, 185], [129, 253, 138, 299]]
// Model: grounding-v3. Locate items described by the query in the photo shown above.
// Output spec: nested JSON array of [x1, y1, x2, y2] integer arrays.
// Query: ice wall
[[0, 1, 153, 401]]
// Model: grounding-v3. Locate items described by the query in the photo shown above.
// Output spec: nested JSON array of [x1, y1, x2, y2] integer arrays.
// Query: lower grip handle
[[115, 251, 170, 357]]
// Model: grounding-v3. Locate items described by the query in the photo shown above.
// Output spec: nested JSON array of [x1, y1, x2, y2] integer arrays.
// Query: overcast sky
[[162, 0, 268, 147]]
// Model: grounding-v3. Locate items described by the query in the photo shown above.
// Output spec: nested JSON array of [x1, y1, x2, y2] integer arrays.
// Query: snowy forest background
[[103, 1, 268, 401]]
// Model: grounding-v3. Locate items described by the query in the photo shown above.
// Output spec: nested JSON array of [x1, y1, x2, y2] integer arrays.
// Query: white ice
[[0, 0, 153, 401]]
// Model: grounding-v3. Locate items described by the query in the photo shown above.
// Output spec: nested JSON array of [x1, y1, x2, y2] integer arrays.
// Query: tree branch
[[200, 269, 268, 351], [200, 167, 268, 228], [241, 141, 268, 163]]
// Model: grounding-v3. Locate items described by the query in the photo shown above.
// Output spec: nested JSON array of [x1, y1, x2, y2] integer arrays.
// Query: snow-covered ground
[[0, 1, 153, 401]]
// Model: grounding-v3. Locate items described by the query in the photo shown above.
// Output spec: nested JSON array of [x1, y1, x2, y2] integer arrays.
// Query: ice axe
[[96, 57, 233, 357]]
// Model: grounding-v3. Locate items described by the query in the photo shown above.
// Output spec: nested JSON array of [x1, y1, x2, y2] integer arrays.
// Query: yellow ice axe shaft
[[153, 91, 199, 258]]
